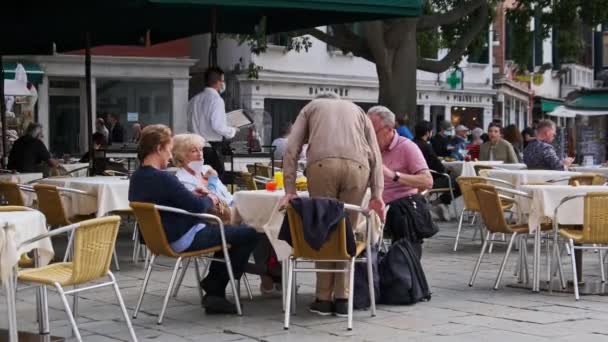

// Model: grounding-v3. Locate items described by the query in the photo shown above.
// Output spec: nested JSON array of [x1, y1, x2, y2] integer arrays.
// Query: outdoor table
[[0, 210, 53, 341], [443, 161, 504, 177], [0, 173, 43, 184], [520, 184, 608, 292], [231, 189, 381, 261], [570, 166, 608, 177], [483, 169, 582, 188], [39, 176, 130, 217], [59, 162, 89, 177]]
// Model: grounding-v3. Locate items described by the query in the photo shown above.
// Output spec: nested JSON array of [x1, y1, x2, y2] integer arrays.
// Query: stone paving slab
[[3, 221, 608, 341]]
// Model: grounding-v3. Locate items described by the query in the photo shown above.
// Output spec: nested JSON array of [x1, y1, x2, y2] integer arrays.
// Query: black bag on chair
[[378, 238, 431, 305]]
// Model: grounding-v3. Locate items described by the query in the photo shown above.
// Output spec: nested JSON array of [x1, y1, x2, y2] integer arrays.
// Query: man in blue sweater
[[129, 124, 257, 314]]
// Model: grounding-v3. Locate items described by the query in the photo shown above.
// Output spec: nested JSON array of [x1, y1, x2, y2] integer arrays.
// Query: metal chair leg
[[56, 284, 83, 342], [557, 242, 566, 289], [283, 258, 294, 330], [113, 248, 120, 271], [494, 233, 517, 290], [366, 247, 376, 317], [63, 231, 75, 262], [469, 231, 491, 287], [489, 233, 496, 254], [172, 258, 191, 298], [569, 239, 580, 300], [133, 254, 155, 319], [108, 272, 138, 342], [347, 258, 356, 331], [243, 274, 253, 300], [224, 251, 243, 316], [454, 208, 466, 251], [72, 285, 78, 318], [599, 250, 606, 283], [193, 257, 204, 302], [158, 258, 182, 325]]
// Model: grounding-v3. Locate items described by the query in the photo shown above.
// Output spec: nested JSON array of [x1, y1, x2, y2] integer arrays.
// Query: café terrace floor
[[3, 220, 608, 342]]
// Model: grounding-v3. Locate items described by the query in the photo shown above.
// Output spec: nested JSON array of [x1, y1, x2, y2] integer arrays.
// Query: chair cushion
[[559, 229, 584, 242], [176, 244, 229, 258], [19, 262, 76, 287]]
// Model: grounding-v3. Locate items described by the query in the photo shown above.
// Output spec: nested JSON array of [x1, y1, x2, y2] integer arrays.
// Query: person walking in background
[[188, 66, 239, 180], [466, 127, 484, 161], [280, 93, 384, 318], [107, 113, 125, 144], [503, 124, 524, 162], [479, 123, 519, 163], [271, 124, 291, 161], [523, 119, 573, 170], [395, 117, 414, 140], [431, 120, 454, 158]]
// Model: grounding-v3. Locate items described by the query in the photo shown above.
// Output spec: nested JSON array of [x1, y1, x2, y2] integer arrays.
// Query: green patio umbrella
[[1, 0, 421, 170]]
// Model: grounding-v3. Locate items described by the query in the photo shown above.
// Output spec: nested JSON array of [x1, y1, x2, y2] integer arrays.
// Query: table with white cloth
[[0, 210, 53, 341], [60, 163, 89, 177], [0, 173, 43, 184], [231, 190, 382, 261], [443, 161, 505, 177], [520, 184, 608, 292], [570, 166, 608, 177], [39, 176, 130, 217], [484, 169, 582, 188]]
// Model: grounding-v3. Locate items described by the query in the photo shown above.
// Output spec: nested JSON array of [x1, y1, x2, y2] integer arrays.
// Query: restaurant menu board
[[576, 118, 606, 165]]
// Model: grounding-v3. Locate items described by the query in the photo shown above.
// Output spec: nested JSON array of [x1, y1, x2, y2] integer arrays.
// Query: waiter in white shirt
[[188, 67, 238, 180]]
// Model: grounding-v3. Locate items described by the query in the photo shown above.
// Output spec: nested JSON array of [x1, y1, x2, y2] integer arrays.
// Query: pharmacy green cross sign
[[447, 71, 461, 90]]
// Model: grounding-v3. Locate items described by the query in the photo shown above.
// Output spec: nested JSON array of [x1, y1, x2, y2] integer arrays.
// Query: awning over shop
[[567, 92, 608, 110], [541, 99, 563, 113], [548, 105, 608, 118], [3, 62, 43, 83]]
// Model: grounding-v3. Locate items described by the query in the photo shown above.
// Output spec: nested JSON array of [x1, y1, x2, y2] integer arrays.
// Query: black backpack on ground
[[378, 238, 432, 305], [353, 244, 380, 310]]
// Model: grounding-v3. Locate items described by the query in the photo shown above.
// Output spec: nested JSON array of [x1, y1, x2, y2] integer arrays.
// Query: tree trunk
[[376, 19, 418, 123]]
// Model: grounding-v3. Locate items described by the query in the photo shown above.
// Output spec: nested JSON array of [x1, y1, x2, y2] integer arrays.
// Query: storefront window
[[96, 80, 172, 142]]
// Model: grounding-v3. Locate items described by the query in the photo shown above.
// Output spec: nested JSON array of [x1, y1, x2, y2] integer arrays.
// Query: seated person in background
[[131, 123, 142, 144], [503, 124, 524, 162], [413, 121, 461, 221], [466, 127, 484, 161], [449, 125, 469, 161], [430, 120, 453, 157], [523, 119, 573, 170], [8, 123, 58, 174], [479, 123, 519, 164], [129, 124, 258, 314], [396, 117, 414, 140], [522, 127, 536, 149], [368, 107, 434, 255]]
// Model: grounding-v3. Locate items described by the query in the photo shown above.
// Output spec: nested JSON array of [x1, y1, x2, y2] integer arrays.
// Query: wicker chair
[[469, 184, 553, 289], [130, 202, 243, 324], [552, 192, 608, 300], [0, 182, 26, 206], [283, 204, 376, 331], [454, 176, 515, 251], [568, 174, 606, 186], [17, 216, 137, 342]]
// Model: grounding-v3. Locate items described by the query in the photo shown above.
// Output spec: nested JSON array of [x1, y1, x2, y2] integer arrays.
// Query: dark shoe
[[202, 295, 238, 315], [308, 300, 333, 316], [333, 299, 348, 318]]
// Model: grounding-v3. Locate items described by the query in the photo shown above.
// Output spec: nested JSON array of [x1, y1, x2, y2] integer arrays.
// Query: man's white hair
[[367, 106, 395, 128], [315, 92, 340, 99]]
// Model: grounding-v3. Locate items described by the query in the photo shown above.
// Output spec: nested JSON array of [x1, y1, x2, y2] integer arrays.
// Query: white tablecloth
[[521, 185, 608, 233], [232, 190, 381, 261], [60, 163, 89, 177], [40, 176, 130, 217], [484, 169, 582, 188], [0, 173, 43, 184], [443, 161, 504, 177], [0, 210, 52, 285], [570, 166, 608, 177]]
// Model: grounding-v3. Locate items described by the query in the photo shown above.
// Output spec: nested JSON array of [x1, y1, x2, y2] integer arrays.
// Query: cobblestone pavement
[[3, 220, 608, 341]]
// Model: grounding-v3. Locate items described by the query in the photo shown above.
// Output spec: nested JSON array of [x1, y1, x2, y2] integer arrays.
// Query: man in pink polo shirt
[[368, 106, 434, 254]]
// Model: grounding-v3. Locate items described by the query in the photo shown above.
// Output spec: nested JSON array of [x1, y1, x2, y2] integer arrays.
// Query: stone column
[[37, 75, 50, 147], [172, 78, 190, 134]]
